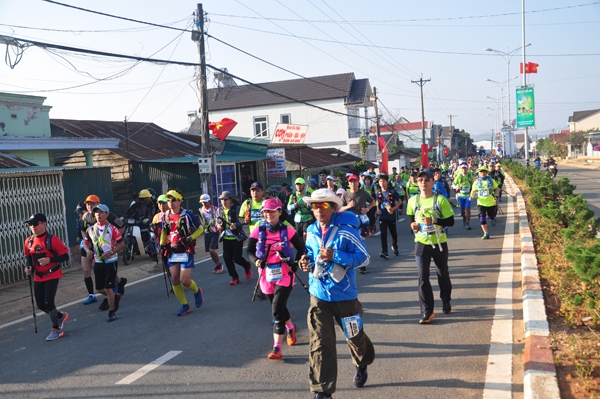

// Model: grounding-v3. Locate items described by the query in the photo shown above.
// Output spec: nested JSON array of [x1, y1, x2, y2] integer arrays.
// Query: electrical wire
[[0, 18, 189, 34]]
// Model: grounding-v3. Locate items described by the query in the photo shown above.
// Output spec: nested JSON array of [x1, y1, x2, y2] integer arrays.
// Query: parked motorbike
[[122, 218, 158, 265]]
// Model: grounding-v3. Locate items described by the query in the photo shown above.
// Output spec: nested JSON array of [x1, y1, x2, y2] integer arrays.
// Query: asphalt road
[[0, 196, 523, 399], [556, 163, 600, 217]]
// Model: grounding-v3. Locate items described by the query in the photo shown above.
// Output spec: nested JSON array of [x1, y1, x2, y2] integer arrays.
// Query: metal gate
[[0, 170, 70, 285], [211, 164, 238, 206]]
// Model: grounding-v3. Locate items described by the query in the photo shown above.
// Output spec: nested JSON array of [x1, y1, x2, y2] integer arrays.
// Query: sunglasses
[[168, 198, 181, 202], [262, 209, 280, 214], [311, 202, 331, 210], [417, 178, 431, 182], [220, 198, 230, 201], [28, 222, 40, 227]]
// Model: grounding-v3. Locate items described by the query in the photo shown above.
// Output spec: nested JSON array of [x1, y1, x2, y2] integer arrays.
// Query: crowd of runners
[[23, 155, 506, 399]]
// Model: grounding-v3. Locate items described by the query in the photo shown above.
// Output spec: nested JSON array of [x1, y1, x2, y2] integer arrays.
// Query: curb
[[506, 174, 561, 399]]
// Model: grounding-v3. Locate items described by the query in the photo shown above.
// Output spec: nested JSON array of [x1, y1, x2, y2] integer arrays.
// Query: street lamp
[[485, 44, 531, 157]]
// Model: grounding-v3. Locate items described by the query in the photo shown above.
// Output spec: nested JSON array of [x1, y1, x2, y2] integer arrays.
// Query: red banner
[[421, 144, 429, 168], [378, 136, 388, 173], [520, 62, 539, 74]]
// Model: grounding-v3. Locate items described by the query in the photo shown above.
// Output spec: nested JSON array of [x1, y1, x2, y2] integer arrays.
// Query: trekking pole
[[27, 274, 38, 333], [502, 189, 516, 199], [252, 244, 271, 301], [161, 257, 170, 298], [293, 270, 309, 295]]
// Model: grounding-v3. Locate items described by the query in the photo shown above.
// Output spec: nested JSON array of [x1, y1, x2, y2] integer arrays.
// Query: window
[[280, 114, 291, 124], [254, 116, 268, 138]]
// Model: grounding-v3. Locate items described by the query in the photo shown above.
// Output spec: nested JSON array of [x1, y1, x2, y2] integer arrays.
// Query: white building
[[206, 72, 373, 157]]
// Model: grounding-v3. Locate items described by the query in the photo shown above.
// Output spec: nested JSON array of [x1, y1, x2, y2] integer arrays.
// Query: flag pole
[[522, 0, 530, 157]]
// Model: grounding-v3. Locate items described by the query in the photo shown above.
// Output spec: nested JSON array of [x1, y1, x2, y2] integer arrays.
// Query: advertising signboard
[[270, 123, 308, 144], [516, 87, 535, 128], [266, 148, 287, 179]]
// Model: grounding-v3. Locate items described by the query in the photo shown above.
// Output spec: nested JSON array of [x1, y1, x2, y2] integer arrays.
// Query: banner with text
[[266, 148, 287, 179], [516, 86, 536, 128], [271, 123, 308, 144]]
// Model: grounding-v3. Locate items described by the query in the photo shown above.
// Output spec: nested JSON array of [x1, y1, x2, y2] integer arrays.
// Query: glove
[[291, 261, 298, 273], [181, 236, 192, 245], [142, 218, 149, 225]]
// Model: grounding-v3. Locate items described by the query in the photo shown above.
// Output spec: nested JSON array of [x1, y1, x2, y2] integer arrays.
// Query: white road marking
[[482, 191, 515, 398], [115, 351, 182, 385]]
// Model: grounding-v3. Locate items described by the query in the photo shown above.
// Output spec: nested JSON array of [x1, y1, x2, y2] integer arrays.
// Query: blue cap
[[309, 178, 317, 184]]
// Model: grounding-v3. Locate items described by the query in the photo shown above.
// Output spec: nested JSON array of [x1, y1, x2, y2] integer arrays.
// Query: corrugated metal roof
[[282, 147, 356, 171], [0, 152, 37, 168], [318, 147, 376, 168], [51, 119, 205, 161], [207, 73, 355, 111], [346, 78, 371, 105]]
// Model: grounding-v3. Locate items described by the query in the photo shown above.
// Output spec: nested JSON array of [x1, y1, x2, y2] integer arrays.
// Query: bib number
[[266, 264, 283, 282], [169, 252, 189, 263], [294, 213, 302, 223], [341, 314, 363, 340], [359, 214, 370, 225], [460, 186, 470, 194], [419, 223, 436, 235], [480, 189, 490, 197]]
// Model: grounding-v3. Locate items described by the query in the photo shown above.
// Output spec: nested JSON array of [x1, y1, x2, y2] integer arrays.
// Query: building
[[206, 72, 373, 157]]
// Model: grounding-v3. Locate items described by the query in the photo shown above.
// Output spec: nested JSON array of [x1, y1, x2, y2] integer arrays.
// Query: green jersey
[[471, 176, 498, 207], [239, 198, 264, 233], [288, 191, 313, 223], [453, 173, 474, 198], [407, 194, 454, 245]]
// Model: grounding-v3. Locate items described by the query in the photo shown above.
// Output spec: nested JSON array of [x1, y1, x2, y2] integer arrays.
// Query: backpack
[[255, 223, 293, 261], [28, 232, 63, 274]]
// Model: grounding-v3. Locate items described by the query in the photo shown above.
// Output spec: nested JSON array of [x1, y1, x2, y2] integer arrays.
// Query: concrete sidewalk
[[0, 249, 217, 326]]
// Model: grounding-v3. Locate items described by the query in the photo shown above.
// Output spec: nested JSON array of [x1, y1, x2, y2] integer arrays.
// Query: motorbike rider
[[123, 189, 156, 249]]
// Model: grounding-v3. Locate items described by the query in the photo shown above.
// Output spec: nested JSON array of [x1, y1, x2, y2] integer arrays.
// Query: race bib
[[460, 186, 470, 194], [169, 252, 189, 263], [265, 264, 283, 282], [250, 209, 262, 224], [294, 213, 302, 223], [359, 214, 370, 225], [341, 314, 363, 340], [480, 189, 490, 197], [419, 223, 436, 235], [224, 228, 235, 237]]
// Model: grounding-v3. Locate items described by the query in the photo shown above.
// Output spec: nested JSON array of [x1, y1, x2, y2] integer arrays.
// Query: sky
[[0, 0, 599, 142]]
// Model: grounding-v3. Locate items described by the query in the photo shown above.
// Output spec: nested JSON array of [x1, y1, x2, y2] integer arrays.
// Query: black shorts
[[295, 219, 314, 237], [478, 205, 497, 221], [204, 232, 219, 252], [94, 261, 118, 291]]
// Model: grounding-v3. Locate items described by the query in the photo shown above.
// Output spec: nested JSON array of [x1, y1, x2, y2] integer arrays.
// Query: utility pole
[[412, 75, 430, 145], [448, 114, 457, 161], [192, 3, 212, 196], [372, 87, 381, 169]]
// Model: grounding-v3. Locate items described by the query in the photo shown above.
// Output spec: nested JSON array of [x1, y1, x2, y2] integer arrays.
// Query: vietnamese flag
[[520, 62, 539, 74], [208, 118, 237, 141], [377, 136, 389, 173]]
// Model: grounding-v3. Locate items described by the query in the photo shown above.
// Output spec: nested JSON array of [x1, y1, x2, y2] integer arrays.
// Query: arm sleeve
[[290, 230, 306, 264], [247, 237, 259, 265], [49, 253, 70, 263]]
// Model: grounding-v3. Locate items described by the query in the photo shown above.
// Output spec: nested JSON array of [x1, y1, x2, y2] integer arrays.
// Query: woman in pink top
[[247, 198, 306, 360]]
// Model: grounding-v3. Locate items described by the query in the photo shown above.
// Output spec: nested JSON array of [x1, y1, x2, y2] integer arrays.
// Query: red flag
[[377, 136, 389, 173], [421, 144, 429, 168], [208, 118, 237, 141], [520, 62, 539, 74]]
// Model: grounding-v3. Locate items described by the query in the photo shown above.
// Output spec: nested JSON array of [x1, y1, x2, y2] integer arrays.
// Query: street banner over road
[[516, 87, 536, 128], [271, 123, 308, 144]]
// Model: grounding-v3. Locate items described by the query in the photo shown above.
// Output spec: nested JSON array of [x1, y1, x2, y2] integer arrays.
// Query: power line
[[210, 2, 600, 24], [0, 18, 190, 34]]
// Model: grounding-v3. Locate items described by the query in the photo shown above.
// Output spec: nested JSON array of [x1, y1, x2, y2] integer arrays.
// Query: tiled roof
[[569, 109, 600, 123], [0, 152, 36, 168], [51, 119, 204, 161], [318, 147, 376, 168], [207, 73, 355, 111], [346, 78, 371, 105], [280, 146, 357, 171]]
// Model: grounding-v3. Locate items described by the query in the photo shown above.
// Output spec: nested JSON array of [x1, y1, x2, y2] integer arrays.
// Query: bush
[[565, 243, 600, 283]]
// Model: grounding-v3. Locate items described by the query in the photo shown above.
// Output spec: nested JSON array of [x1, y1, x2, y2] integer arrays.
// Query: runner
[[247, 198, 306, 360], [83, 204, 125, 322], [288, 177, 314, 242], [340, 174, 375, 248], [406, 170, 455, 324], [79, 194, 126, 310], [160, 189, 205, 315], [490, 163, 506, 203], [376, 172, 402, 260], [216, 191, 252, 286], [240, 182, 266, 234], [198, 194, 223, 274], [361, 173, 378, 235], [152, 194, 172, 286], [470, 166, 499, 240], [452, 164, 474, 230], [23, 213, 70, 340], [299, 189, 374, 398], [404, 171, 420, 203]]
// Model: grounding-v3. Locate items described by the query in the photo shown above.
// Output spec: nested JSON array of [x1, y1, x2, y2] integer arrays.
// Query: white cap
[[199, 194, 211, 203]]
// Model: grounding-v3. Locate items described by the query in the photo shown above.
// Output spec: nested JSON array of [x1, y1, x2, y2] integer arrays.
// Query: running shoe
[[46, 328, 64, 341], [212, 263, 223, 274], [245, 268, 252, 279], [498, 198, 502, 203], [458, 212, 463, 217], [392, 246, 399, 256], [229, 278, 239, 286], [314, 394, 332, 399], [114, 293, 121, 312], [107, 311, 117, 322], [59, 312, 69, 330], [379, 251, 389, 259], [482, 233, 490, 240], [358, 266, 367, 274], [466, 224, 471, 230], [462, 221, 466, 227], [98, 297, 109, 311], [177, 304, 191, 316], [443, 301, 452, 314], [490, 218, 497, 227], [267, 346, 282, 360], [287, 324, 297, 346], [256, 290, 267, 299], [118, 277, 127, 296], [194, 288, 203, 308], [353, 365, 368, 388], [83, 294, 97, 305], [419, 312, 435, 324]]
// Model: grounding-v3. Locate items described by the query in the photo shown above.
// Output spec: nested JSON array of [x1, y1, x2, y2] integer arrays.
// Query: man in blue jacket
[[299, 189, 375, 399]]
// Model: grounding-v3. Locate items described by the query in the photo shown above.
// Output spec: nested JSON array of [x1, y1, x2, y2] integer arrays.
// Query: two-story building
[[206, 72, 373, 157]]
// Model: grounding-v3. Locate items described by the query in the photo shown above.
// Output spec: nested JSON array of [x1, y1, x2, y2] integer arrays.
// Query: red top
[[23, 233, 69, 282]]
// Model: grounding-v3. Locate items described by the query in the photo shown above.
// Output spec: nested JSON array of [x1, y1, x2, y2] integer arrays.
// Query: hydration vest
[[255, 222, 293, 260]]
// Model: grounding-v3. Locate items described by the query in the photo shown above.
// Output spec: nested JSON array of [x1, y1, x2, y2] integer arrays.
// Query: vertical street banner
[[516, 87, 535, 128], [421, 144, 429, 168], [266, 148, 287, 179]]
